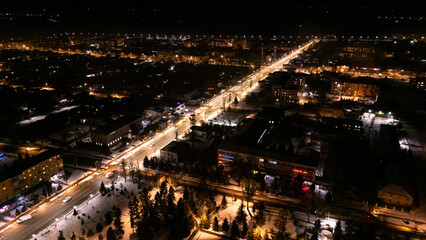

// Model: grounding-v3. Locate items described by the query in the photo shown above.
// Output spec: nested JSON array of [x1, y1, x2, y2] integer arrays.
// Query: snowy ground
[[31, 176, 142, 240], [193, 231, 223, 240], [207, 195, 342, 240], [31, 176, 185, 240]]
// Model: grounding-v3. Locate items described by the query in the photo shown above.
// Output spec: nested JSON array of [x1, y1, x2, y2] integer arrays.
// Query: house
[[377, 184, 413, 207]]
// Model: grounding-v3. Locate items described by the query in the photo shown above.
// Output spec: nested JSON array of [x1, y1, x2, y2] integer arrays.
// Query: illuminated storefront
[[218, 144, 318, 183]]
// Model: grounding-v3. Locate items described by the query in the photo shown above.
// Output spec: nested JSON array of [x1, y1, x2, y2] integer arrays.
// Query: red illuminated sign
[[293, 169, 308, 174]]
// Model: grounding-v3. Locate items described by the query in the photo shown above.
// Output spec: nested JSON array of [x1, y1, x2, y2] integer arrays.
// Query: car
[[17, 214, 32, 223], [62, 196, 72, 203], [150, 143, 155, 147], [105, 172, 113, 178]]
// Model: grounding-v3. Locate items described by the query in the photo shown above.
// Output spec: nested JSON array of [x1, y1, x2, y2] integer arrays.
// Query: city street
[[0, 40, 317, 240]]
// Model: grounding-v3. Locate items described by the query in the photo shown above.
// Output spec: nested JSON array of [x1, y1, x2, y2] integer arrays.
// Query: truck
[[17, 214, 32, 223]]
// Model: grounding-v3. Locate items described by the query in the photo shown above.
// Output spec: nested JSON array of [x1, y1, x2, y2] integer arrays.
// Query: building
[[190, 125, 208, 139], [287, 76, 307, 87], [321, 117, 363, 134], [91, 114, 143, 148], [269, 73, 308, 104], [255, 107, 285, 125], [0, 150, 64, 206], [415, 77, 425, 90], [272, 86, 299, 103], [330, 78, 379, 102], [160, 141, 190, 165], [218, 144, 318, 183], [377, 184, 413, 207]]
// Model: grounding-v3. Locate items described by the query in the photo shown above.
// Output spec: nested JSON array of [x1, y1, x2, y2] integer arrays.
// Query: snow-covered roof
[[379, 184, 412, 198]]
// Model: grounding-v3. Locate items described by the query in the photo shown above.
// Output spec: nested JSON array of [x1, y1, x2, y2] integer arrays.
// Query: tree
[[58, 231, 66, 240], [71, 232, 77, 240], [292, 173, 304, 197], [220, 195, 227, 209], [183, 187, 189, 202], [254, 202, 266, 226], [104, 211, 113, 224], [241, 220, 248, 238], [128, 196, 139, 233], [120, 159, 127, 182], [114, 208, 124, 239], [230, 220, 240, 238], [236, 204, 247, 224], [221, 218, 230, 233], [247, 228, 261, 240], [314, 219, 321, 235], [98, 234, 103, 240], [333, 220, 344, 240], [106, 227, 116, 240], [143, 156, 150, 169], [96, 222, 104, 233], [234, 97, 239, 105], [99, 181, 106, 195], [167, 186, 176, 214], [200, 214, 210, 229], [310, 231, 319, 240], [160, 181, 168, 199], [213, 217, 219, 231], [274, 210, 287, 238], [137, 217, 154, 240], [262, 230, 270, 240]]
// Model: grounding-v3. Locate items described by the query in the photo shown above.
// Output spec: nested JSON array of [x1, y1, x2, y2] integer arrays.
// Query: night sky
[[1, 0, 426, 36]]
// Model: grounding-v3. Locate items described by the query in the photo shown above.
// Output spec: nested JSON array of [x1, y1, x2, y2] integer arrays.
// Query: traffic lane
[[1, 178, 102, 240]]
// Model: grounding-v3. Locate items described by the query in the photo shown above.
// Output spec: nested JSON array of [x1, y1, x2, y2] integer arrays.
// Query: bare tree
[[127, 158, 136, 183], [120, 158, 127, 182]]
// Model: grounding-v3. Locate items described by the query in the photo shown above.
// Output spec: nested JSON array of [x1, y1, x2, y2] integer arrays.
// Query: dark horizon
[[1, 0, 426, 37]]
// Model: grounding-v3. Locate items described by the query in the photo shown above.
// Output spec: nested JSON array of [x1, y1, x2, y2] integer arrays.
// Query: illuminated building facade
[[272, 86, 299, 103], [91, 115, 143, 148], [330, 79, 379, 102], [321, 117, 363, 134], [0, 150, 64, 206], [377, 184, 413, 207], [218, 144, 318, 183]]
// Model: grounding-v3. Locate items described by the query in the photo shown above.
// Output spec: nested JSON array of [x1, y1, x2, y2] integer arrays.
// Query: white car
[[62, 196, 72, 203]]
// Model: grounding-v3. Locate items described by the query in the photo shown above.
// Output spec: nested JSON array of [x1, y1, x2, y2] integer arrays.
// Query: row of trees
[[128, 181, 196, 240]]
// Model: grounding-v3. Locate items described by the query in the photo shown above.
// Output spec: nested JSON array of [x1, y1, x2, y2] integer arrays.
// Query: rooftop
[[0, 149, 61, 182], [92, 114, 142, 135], [219, 143, 318, 168]]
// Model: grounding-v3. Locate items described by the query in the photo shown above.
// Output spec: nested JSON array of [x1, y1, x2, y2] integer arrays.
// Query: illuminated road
[[0, 41, 316, 240]]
